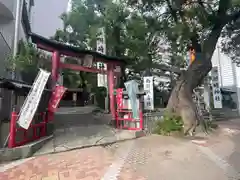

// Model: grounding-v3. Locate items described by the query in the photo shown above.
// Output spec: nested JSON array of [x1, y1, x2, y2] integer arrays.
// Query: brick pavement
[[0, 147, 114, 180], [1, 121, 240, 180]]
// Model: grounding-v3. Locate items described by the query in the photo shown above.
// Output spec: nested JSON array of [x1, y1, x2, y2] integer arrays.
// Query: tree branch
[[153, 63, 181, 74], [166, 0, 178, 23]]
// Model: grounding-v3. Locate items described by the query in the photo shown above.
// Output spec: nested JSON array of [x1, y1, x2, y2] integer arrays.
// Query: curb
[[33, 130, 146, 157], [0, 135, 53, 163]]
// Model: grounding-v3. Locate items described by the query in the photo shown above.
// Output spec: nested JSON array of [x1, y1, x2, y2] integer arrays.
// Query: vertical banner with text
[[211, 67, 222, 109], [18, 69, 50, 129], [96, 27, 109, 111], [96, 27, 107, 87], [143, 76, 154, 110], [48, 85, 67, 112]]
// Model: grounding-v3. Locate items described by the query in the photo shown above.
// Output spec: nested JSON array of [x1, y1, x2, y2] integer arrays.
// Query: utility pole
[[12, 0, 24, 79], [10, 0, 23, 112]]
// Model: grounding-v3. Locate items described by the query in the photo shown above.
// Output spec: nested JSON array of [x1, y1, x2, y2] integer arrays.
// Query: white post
[[217, 45, 223, 88]]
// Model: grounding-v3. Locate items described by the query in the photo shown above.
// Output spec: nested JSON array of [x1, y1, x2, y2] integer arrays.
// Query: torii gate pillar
[[51, 51, 60, 86], [107, 63, 116, 120]]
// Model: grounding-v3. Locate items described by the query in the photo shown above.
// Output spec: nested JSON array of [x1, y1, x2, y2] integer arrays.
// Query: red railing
[[115, 88, 143, 130], [8, 111, 48, 148], [115, 109, 143, 130]]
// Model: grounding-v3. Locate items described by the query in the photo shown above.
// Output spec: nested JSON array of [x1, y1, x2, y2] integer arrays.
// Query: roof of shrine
[[30, 33, 127, 64]]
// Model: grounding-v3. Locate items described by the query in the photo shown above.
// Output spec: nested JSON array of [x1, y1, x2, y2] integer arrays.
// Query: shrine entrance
[[29, 33, 137, 155], [30, 33, 125, 120]]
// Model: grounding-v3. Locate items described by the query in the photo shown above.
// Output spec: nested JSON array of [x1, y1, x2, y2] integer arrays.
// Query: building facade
[[206, 41, 240, 115], [0, 0, 34, 121], [0, 0, 34, 77]]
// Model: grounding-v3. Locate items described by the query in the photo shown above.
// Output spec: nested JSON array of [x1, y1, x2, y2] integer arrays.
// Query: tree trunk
[[167, 54, 212, 135], [166, 14, 226, 135]]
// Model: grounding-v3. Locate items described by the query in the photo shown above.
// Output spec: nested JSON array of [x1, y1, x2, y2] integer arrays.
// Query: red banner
[[48, 85, 67, 112], [116, 88, 123, 109]]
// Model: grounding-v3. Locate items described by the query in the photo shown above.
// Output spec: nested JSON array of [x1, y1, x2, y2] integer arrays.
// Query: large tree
[[128, 0, 240, 135], [54, 0, 240, 134]]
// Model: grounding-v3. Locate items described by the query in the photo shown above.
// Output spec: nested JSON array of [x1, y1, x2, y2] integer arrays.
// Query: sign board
[[211, 67, 222, 109], [96, 28, 107, 87], [143, 76, 154, 110], [18, 69, 50, 129], [48, 85, 67, 112]]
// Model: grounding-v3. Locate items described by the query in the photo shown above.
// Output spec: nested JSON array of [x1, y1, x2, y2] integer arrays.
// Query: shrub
[[153, 113, 183, 136]]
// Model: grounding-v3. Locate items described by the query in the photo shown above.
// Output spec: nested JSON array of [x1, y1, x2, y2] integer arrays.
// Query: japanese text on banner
[[96, 27, 107, 87], [143, 76, 154, 110], [211, 67, 222, 109], [48, 85, 67, 112], [18, 69, 50, 129]]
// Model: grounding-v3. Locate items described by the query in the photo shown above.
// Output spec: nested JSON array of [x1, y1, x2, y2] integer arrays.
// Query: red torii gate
[[30, 33, 126, 119]]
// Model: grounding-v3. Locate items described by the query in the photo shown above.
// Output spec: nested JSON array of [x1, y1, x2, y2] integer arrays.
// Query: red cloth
[[116, 88, 123, 109], [48, 85, 67, 112]]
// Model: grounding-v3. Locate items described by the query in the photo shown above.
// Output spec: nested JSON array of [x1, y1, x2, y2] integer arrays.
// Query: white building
[[209, 41, 240, 113]]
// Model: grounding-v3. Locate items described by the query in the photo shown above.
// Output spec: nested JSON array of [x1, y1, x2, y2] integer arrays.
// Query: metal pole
[[12, 0, 23, 75], [10, 0, 23, 115]]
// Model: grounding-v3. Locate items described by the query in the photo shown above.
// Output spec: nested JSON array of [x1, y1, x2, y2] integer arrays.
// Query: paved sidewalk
[[1, 120, 240, 180], [0, 147, 114, 180]]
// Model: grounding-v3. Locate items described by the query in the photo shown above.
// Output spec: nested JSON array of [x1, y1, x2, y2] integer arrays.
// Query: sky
[[31, 0, 69, 38]]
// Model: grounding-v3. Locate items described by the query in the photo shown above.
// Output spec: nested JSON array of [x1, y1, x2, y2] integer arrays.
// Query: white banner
[[96, 28, 107, 87], [211, 67, 222, 109], [143, 76, 154, 110], [18, 69, 50, 129]]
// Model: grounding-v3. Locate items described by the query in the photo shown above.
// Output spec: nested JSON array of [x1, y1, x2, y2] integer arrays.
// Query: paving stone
[[2, 121, 240, 180], [0, 147, 114, 180]]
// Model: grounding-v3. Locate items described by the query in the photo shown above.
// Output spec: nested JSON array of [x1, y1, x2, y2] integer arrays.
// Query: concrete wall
[[0, 121, 9, 147], [0, 0, 14, 19]]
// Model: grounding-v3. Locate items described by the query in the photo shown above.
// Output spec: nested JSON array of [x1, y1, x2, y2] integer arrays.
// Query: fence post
[[8, 111, 17, 148], [42, 112, 47, 136]]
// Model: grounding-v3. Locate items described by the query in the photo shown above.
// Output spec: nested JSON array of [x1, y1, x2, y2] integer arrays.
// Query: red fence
[[115, 88, 143, 130], [8, 111, 48, 148]]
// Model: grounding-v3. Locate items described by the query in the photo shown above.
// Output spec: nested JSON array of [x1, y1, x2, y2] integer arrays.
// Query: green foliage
[[6, 40, 50, 83], [153, 113, 183, 136], [129, 0, 240, 67], [62, 69, 82, 88], [53, 0, 240, 97], [7, 41, 38, 72], [54, 0, 167, 79]]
